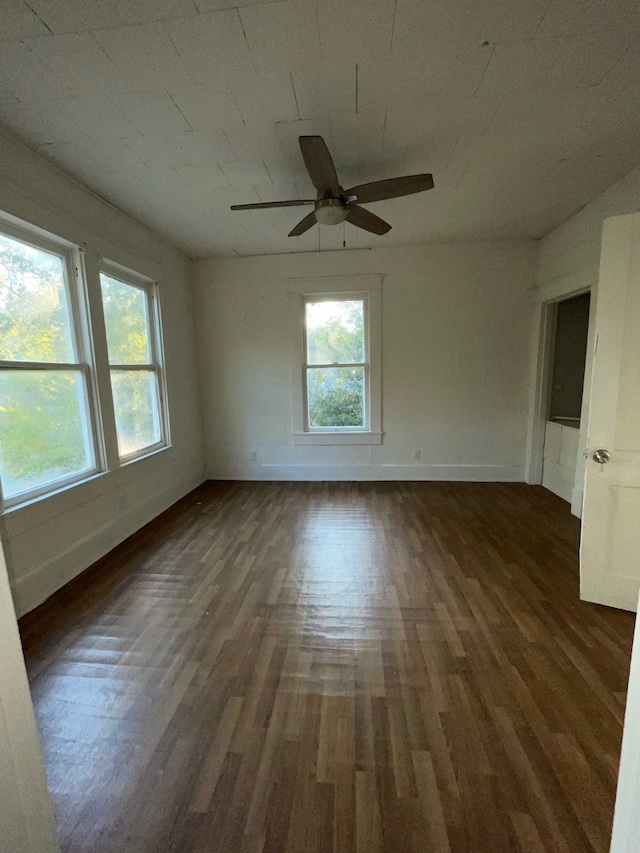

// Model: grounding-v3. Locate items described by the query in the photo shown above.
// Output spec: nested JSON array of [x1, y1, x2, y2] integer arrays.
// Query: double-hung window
[[0, 229, 97, 506], [304, 296, 367, 428], [292, 281, 382, 445], [0, 215, 170, 510], [99, 268, 166, 460]]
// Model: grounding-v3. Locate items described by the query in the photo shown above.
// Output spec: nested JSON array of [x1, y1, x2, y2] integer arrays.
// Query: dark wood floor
[[19, 481, 635, 853]]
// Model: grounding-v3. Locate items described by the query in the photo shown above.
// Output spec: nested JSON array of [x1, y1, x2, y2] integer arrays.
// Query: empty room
[[1, 0, 640, 851]]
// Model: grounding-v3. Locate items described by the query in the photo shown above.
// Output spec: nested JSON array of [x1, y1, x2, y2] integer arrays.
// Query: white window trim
[[0, 223, 102, 510], [99, 261, 170, 463], [289, 277, 382, 446]]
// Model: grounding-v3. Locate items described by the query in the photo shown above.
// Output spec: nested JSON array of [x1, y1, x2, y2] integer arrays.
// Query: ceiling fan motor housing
[[314, 197, 348, 226]]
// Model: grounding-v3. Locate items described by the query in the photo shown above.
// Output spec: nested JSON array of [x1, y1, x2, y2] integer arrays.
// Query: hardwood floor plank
[[191, 695, 244, 813], [18, 481, 635, 852], [412, 749, 450, 853]]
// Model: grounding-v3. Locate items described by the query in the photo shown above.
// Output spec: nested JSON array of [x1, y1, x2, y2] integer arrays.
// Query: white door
[[581, 213, 640, 613]]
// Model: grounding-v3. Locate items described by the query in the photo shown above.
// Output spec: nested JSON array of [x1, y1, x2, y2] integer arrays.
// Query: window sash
[[303, 361, 365, 369], [109, 366, 164, 462], [107, 363, 157, 371], [304, 364, 369, 431], [0, 360, 85, 370], [99, 265, 168, 461], [0, 364, 99, 507], [304, 297, 366, 366], [0, 224, 87, 364], [101, 273, 153, 366]]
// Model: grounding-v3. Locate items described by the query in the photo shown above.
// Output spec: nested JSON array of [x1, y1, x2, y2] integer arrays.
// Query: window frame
[[99, 262, 169, 464], [290, 278, 382, 446], [0, 222, 102, 509]]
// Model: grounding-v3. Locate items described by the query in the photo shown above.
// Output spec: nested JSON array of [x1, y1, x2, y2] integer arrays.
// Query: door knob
[[592, 449, 611, 464]]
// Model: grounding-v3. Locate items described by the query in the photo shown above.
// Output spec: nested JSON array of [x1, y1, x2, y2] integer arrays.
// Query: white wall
[[0, 129, 205, 616], [531, 163, 640, 516], [194, 242, 536, 482], [537, 164, 640, 302]]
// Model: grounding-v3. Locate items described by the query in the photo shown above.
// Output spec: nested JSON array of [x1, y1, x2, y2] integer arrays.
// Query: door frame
[[525, 283, 594, 518]]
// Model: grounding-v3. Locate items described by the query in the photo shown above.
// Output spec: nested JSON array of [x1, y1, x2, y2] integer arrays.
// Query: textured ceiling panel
[[0, 0, 639, 257]]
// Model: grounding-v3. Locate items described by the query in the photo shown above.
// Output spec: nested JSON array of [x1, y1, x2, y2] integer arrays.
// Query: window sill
[[292, 431, 382, 446]]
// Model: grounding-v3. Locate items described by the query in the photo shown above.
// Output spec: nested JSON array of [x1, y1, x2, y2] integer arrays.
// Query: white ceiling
[[1, 0, 640, 258]]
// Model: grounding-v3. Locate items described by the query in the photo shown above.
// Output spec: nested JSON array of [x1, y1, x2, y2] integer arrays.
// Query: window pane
[[306, 300, 364, 365], [111, 370, 160, 457], [0, 370, 93, 499], [100, 274, 151, 365], [0, 232, 74, 362], [307, 366, 364, 428]]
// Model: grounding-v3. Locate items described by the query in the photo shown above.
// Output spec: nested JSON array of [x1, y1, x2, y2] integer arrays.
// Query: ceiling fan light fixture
[[314, 198, 348, 226], [230, 135, 433, 237]]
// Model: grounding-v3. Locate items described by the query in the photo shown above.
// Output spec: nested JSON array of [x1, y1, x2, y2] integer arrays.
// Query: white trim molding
[[207, 462, 523, 482], [292, 430, 383, 446]]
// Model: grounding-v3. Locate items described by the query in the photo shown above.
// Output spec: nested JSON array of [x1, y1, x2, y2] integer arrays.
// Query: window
[[0, 229, 97, 505], [291, 281, 381, 445], [0, 215, 171, 511], [305, 298, 366, 428], [99, 269, 166, 460]]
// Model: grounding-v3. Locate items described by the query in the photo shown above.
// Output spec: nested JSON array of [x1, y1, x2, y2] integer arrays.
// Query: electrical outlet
[[413, 449, 421, 460], [250, 450, 257, 461]]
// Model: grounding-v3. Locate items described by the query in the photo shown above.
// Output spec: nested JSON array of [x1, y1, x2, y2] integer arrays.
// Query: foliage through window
[[0, 231, 96, 503], [304, 298, 367, 429], [100, 272, 164, 458]]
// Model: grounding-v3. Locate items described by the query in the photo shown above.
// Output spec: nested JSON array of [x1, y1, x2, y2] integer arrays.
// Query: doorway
[[541, 292, 591, 505]]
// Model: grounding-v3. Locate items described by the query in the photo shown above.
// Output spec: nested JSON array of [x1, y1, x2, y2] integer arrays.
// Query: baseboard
[[12, 473, 204, 617], [206, 463, 524, 482]]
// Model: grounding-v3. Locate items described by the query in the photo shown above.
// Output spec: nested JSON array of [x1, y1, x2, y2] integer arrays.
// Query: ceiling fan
[[230, 135, 434, 237]]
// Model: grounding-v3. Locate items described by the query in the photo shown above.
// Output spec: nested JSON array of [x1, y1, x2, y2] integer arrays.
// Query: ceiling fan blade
[[299, 136, 340, 196], [288, 210, 318, 237], [346, 205, 391, 235], [345, 174, 434, 204], [230, 199, 315, 210]]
